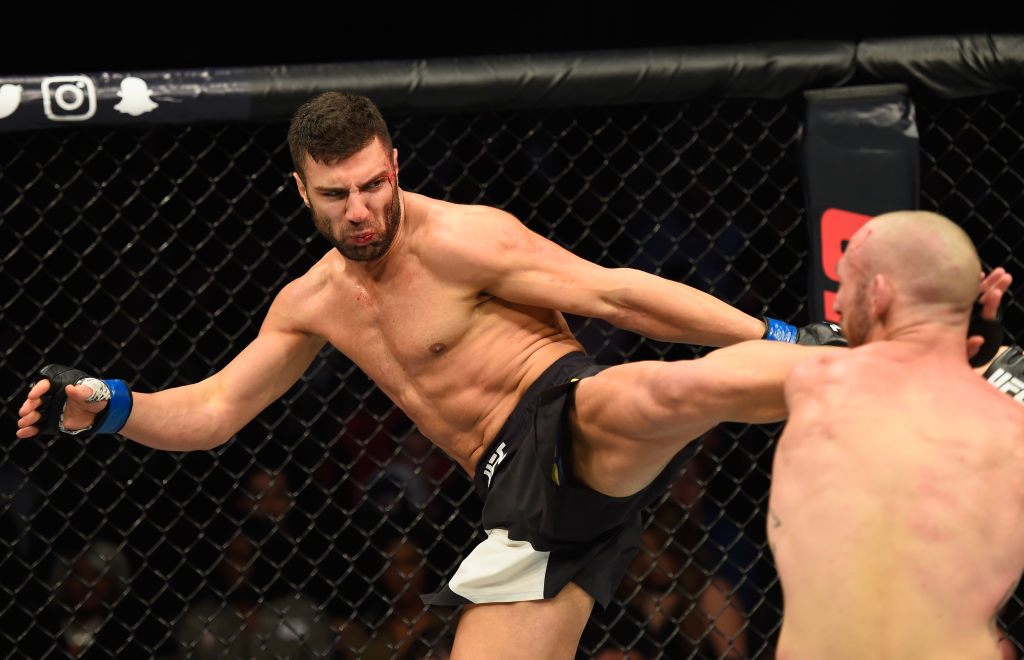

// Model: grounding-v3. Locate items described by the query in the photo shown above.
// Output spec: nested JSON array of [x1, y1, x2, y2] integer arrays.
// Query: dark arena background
[[2, 36, 1024, 658]]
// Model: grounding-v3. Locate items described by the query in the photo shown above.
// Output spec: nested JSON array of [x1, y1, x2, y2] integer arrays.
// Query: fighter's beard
[[312, 187, 401, 262], [841, 280, 871, 347]]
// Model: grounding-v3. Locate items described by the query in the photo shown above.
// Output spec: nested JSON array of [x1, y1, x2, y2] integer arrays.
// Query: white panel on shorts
[[447, 527, 550, 603]]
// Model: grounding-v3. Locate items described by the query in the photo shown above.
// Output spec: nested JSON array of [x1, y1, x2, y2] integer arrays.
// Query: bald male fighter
[[768, 210, 1024, 659]]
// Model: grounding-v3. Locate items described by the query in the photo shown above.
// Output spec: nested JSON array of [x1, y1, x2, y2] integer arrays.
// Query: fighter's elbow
[[600, 288, 667, 339], [603, 304, 648, 335], [191, 432, 233, 452], [179, 401, 245, 452], [201, 413, 248, 451]]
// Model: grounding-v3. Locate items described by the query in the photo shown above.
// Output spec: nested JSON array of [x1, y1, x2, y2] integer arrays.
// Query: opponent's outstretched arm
[[17, 284, 327, 451]]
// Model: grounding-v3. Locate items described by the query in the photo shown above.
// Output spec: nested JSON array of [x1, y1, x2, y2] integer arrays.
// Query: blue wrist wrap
[[94, 379, 132, 434], [763, 317, 798, 343]]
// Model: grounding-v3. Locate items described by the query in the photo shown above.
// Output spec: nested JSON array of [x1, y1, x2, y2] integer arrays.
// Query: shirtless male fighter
[[768, 210, 1024, 659]]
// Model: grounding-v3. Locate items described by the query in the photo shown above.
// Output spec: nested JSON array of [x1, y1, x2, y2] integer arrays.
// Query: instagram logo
[[41, 76, 97, 121]]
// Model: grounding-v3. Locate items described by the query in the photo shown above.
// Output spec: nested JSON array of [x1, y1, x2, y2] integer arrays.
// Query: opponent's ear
[[293, 172, 310, 208], [870, 273, 892, 321], [392, 148, 399, 177]]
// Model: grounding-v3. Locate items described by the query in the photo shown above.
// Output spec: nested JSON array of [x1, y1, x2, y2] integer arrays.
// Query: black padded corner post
[[802, 84, 919, 322]]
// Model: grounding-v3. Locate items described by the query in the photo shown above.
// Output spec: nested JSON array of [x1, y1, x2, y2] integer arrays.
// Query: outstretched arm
[[433, 206, 767, 347], [17, 283, 326, 451]]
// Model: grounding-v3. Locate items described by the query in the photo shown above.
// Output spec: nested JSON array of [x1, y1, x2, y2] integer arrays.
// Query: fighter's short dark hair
[[288, 92, 393, 179]]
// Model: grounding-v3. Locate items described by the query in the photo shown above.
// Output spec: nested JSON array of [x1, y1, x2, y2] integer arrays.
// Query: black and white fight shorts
[[422, 351, 691, 609]]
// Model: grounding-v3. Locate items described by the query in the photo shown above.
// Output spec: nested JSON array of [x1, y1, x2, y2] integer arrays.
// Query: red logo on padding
[[819, 208, 871, 322]]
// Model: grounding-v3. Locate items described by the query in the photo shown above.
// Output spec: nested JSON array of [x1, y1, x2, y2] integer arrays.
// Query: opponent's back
[[769, 346, 1024, 660]]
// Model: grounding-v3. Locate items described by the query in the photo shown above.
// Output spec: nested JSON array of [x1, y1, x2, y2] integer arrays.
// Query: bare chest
[[310, 262, 483, 378]]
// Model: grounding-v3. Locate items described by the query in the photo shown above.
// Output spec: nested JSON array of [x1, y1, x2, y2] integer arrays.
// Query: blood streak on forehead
[[835, 224, 874, 282], [846, 224, 873, 254]]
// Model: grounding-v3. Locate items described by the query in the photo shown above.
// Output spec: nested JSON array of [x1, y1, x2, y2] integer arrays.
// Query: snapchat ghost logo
[[113, 77, 158, 116], [0, 84, 23, 119]]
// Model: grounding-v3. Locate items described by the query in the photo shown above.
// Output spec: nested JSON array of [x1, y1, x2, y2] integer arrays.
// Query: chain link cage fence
[[2, 39, 1024, 659]]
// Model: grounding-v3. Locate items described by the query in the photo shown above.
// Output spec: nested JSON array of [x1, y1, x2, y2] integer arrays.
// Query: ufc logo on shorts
[[483, 442, 508, 488], [987, 368, 1024, 403]]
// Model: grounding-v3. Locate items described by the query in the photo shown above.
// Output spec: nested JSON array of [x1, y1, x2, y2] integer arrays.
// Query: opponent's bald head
[[847, 210, 980, 313]]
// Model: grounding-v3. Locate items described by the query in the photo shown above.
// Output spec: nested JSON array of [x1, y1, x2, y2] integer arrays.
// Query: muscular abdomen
[[339, 296, 582, 474]]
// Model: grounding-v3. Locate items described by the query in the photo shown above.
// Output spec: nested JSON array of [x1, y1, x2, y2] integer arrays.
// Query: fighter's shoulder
[[977, 380, 1024, 455], [268, 254, 340, 319], [413, 196, 530, 265], [786, 345, 861, 389], [416, 195, 521, 237], [291, 252, 337, 292]]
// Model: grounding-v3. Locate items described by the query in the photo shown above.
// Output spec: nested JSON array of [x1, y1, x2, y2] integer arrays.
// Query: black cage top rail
[[1, 34, 1024, 132]]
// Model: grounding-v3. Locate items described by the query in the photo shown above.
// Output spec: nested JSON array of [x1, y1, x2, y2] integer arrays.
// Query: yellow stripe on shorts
[[552, 376, 582, 485]]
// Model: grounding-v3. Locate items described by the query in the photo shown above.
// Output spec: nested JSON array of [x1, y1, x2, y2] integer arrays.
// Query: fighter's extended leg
[[569, 340, 837, 497], [450, 582, 593, 660]]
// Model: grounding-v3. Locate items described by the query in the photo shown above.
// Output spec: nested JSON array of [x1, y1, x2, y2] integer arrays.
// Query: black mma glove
[[762, 317, 848, 347], [983, 344, 1023, 403], [968, 301, 1004, 368], [33, 364, 133, 436]]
